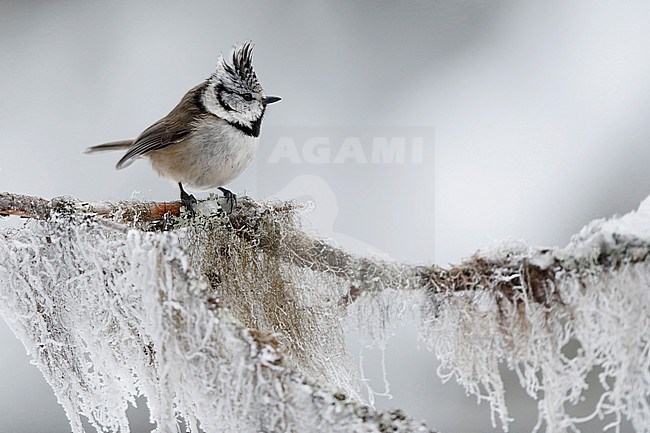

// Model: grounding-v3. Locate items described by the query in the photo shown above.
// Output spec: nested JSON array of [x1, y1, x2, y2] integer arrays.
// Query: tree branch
[[0, 195, 438, 432], [4, 191, 648, 306], [0, 191, 181, 221], [2, 191, 650, 432]]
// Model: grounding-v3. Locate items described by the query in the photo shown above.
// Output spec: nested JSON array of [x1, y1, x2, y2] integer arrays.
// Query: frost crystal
[[419, 197, 650, 432], [1, 194, 649, 433], [0, 199, 432, 433]]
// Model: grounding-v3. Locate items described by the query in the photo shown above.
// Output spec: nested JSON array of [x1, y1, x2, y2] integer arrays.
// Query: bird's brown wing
[[115, 119, 192, 169], [115, 82, 208, 170]]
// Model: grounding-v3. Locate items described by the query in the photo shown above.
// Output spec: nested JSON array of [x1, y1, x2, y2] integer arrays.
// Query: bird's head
[[203, 41, 281, 137]]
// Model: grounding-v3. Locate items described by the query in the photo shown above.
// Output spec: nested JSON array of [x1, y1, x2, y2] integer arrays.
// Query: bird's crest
[[211, 41, 262, 93]]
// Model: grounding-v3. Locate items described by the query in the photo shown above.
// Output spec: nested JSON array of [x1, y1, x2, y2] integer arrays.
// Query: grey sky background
[[1, 1, 649, 432]]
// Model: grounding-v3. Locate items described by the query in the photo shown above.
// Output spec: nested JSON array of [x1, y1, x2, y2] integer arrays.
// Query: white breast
[[148, 117, 259, 191]]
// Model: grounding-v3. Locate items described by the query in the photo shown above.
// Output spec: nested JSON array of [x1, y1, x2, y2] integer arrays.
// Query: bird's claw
[[218, 187, 237, 213], [178, 182, 197, 215]]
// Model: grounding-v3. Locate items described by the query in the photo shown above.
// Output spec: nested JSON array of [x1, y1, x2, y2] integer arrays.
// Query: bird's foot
[[218, 187, 237, 213], [178, 182, 197, 215]]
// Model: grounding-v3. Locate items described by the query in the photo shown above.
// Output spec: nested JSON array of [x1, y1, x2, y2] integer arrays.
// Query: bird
[[85, 41, 280, 212]]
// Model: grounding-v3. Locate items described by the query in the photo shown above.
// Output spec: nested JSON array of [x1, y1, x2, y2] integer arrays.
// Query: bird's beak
[[263, 96, 281, 105]]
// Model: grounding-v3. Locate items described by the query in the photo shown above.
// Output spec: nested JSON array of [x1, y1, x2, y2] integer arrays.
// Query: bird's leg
[[218, 187, 237, 212], [178, 182, 197, 212]]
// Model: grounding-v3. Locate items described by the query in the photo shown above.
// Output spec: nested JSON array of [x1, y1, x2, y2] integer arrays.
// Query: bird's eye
[[242, 93, 253, 101]]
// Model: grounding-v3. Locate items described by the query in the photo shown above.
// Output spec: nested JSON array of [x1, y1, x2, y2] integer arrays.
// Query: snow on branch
[[1, 191, 649, 433]]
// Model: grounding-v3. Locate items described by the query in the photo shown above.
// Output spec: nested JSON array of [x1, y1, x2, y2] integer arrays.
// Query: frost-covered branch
[[0, 192, 181, 225], [0, 192, 423, 293], [0, 200, 434, 433], [1, 191, 649, 433], [3, 191, 649, 303]]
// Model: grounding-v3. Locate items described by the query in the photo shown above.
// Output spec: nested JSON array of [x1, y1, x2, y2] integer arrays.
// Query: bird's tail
[[84, 140, 133, 154]]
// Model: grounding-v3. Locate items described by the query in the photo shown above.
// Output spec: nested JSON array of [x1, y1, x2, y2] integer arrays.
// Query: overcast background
[[1, 1, 649, 432]]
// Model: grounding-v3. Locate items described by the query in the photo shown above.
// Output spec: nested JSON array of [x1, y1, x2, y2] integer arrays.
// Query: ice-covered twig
[[0, 192, 181, 224], [416, 199, 650, 432], [0, 192, 420, 293], [2, 192, 650, 433], [0, 206, 436, 433], [3, 192, 650, 302]]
